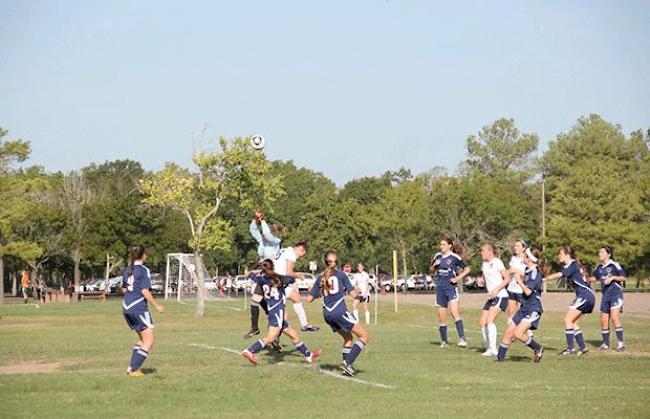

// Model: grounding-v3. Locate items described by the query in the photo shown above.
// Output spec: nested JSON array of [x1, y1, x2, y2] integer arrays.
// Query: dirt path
[[378, 292, 650, 317], [0, 362, 61, 375]]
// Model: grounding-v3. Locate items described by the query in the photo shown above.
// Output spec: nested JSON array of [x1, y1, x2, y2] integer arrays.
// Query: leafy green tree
[[0, 128, 32, 304], [465, 118, 539, 181], [140, 137, 284, 317], [543, 114, 649, 270], [82, 160, 190, 277]]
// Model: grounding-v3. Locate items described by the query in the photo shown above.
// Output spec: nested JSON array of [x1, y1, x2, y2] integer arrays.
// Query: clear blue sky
[[1, 1, 649, 185]]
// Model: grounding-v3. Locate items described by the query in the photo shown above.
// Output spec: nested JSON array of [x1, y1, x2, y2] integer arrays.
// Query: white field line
[[189, 343, 396, 390], [177, 301, 242, 311]]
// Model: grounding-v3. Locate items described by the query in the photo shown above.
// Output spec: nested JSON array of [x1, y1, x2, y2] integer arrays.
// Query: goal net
[[164, 253, 215, 301]]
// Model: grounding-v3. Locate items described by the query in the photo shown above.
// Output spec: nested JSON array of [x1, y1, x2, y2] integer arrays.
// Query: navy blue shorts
[[508, 291, 523, 303], [569, 295, 595, 314], [268, 308, 289, 330], [483, 296, 508, 312], [324, 309, 358, 333], [435, 287, 458, 308], [512, 309, 542, 330], [123, 310, 154, 332], [600, 294, 624, 314]]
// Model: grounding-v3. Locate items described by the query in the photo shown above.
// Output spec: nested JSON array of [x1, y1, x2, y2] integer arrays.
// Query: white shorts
[[284, 285, 298, 297]]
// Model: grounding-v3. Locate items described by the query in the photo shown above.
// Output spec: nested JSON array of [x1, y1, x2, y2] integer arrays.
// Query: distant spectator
[[37, 278, 46, 303], [20, 271, 30, 304], [67, 280, 74, 296]]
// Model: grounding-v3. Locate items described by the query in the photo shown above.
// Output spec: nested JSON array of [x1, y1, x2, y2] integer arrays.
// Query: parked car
[[233, 275, 253, 292], [294, 273, 316, 291], [108, 276, 124, 294], [84, 278, 105, 292], [150, 273, 164, 293], [368, 274, 378, 292], [380, 275, 422, 292]]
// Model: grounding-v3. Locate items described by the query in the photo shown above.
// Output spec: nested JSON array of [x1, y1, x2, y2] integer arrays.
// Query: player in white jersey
[[476, 244, 509, 357], [506, 240, 527, 322], [273, 240, 320, 332], [351, 264, 371, 325]]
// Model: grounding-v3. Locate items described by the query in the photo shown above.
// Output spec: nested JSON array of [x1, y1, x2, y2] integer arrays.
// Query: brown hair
[[481, 243, 496, 254], [600, 245, 614, 259], [294, 239, 308, 251], [321, 250, 338, 294], [128, 245, 147, 277], [442, 237, 464, 259], [560, 245, 585, 273], [260, 259, 282, 288], [271, 224, 287, 237], [528, 247, 549, 276]]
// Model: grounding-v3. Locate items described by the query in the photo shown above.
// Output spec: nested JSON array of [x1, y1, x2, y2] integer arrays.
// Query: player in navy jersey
[[121, 245, 165, 377], [430, 238, 471, 348], [545, 246, 596, 356], [588, 246, 627, 351], [307, 250, 368, 377], [242, 259, 322, 365], [497, 247, 546, 363]]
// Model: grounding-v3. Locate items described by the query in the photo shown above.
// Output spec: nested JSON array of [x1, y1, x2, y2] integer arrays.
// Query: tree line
[[1, 114, 649, 306]]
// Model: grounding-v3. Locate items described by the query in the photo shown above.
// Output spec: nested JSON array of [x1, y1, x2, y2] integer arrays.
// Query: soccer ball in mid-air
[[250, 135, 266, 150]]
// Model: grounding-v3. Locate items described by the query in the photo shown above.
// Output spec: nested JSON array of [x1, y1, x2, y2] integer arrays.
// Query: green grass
[[1, 299, 649, 418]]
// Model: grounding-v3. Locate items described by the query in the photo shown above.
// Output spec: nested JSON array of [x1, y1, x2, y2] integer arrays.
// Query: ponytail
[[260, 259, 282, 288], [526, 247, 549, 276], [321, 250, 338, 294], [128, 245, 146, 277]]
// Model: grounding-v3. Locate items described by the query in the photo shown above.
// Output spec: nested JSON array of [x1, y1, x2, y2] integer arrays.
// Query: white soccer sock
[[481, 327, 488, 348], [487, 323, 498, 352], [293, 303, 309, 327], [364, 310, 370, 325], [353, 309, 359, 321]]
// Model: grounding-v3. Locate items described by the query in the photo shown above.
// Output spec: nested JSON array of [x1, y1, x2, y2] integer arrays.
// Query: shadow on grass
[[320, 363, 365, 375], [587, 340, 603, 347], [264, 349, 304, 363], [141, 368, 157, 375]]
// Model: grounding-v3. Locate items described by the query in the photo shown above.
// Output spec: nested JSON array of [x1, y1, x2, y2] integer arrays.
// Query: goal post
[[165, 253, 197, 301], [165, 253, 219, 302]]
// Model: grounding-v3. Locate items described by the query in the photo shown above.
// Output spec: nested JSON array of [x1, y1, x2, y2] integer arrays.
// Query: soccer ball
[[250, 135, 266, 150]]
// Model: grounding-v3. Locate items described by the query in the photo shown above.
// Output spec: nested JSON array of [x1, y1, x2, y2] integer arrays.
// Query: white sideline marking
[[177, 301, 242, 311], [190, 343, 396, 390]]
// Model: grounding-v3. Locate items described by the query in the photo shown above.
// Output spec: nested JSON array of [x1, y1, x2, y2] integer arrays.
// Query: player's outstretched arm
[[143, 289, 165, 313]]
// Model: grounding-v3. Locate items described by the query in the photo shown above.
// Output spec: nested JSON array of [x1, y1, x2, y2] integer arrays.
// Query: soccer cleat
[[576, 349, 589, 357], [301, 325, 321, 333], [457, 338, 468, 348], [270, 340, 282, 353], [617, 344, 626, 352], [340, 362, 356, 377], [440, 342, 448, 349], [481, 349, 496, 357], [306, 349, 323, 364], [127, 369, 145, 377], [559, 348, 575, 356], [598, 344, 611, 351], [242, 350, 258, 365], [243, 329, 260, 339], [534, 346, 544, 363]]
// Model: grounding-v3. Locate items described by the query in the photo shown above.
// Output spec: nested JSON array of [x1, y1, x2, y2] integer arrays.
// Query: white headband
[[525, 248, 538, 263]]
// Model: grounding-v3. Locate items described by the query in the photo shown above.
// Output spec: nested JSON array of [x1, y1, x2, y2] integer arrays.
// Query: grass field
[[1, 298, 649, 419]]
